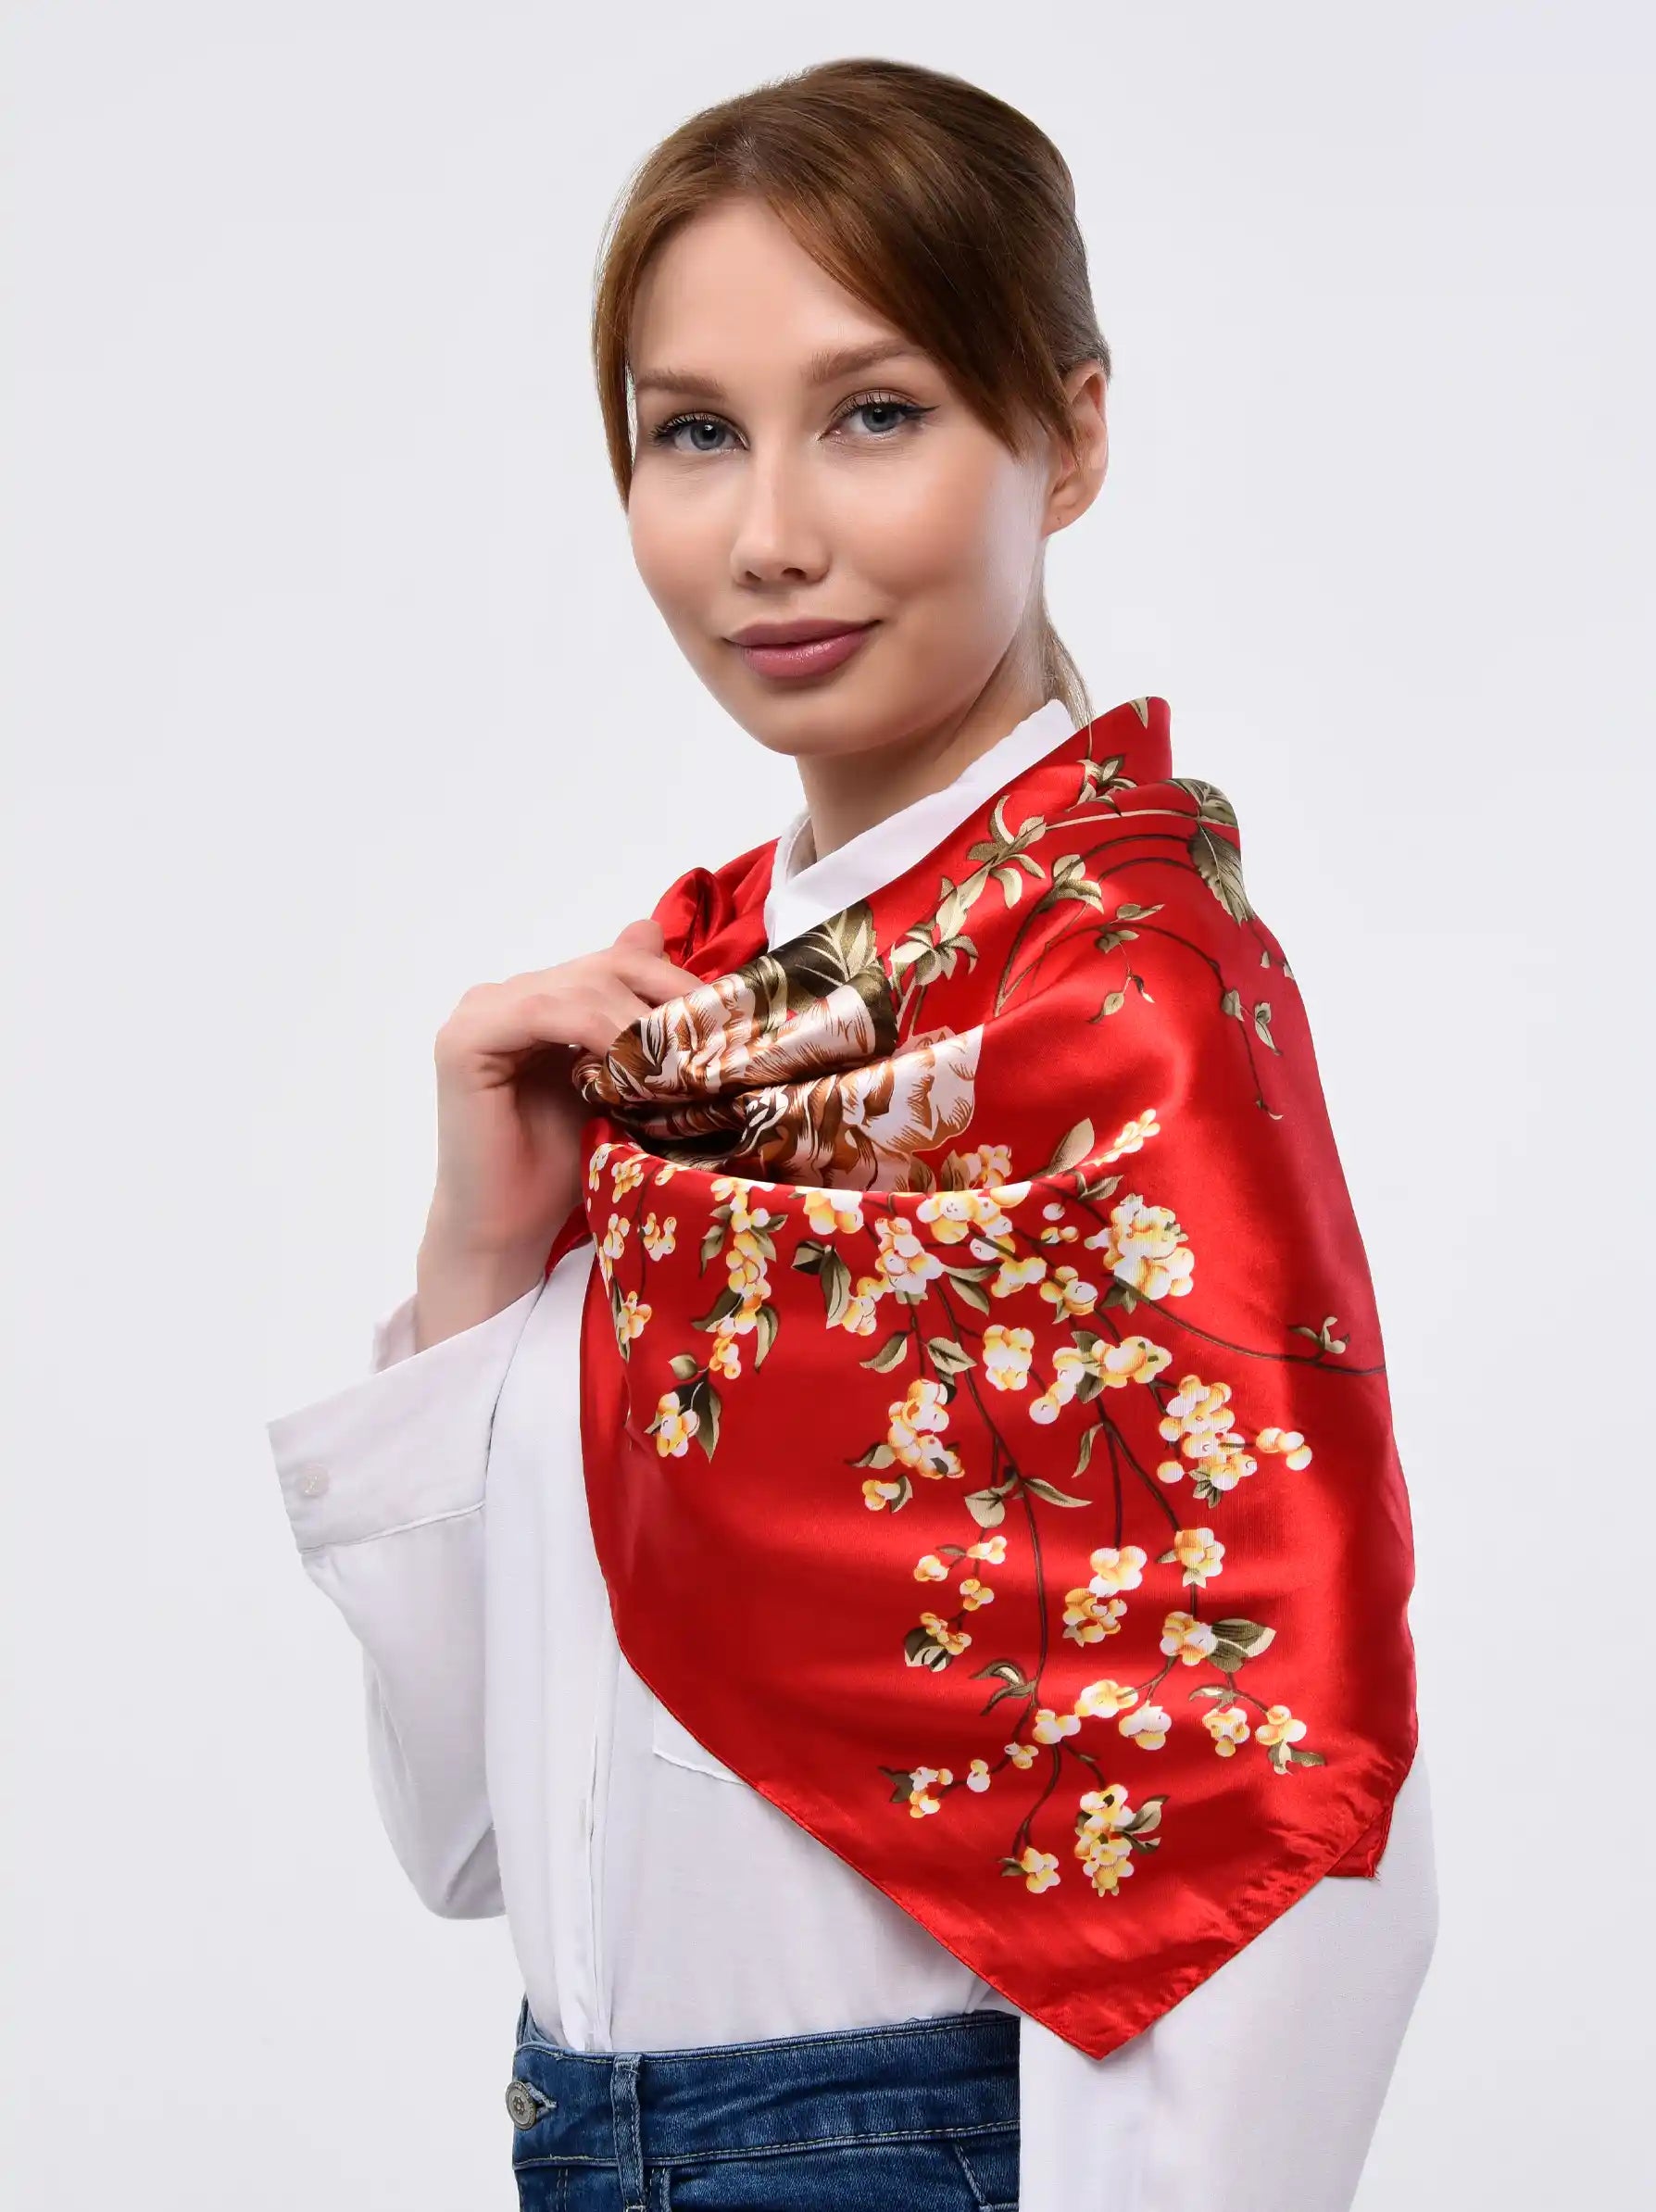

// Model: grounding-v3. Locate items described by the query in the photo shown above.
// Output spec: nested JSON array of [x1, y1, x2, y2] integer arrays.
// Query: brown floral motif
[[754, 1026, 982, 1189], [576, 905, 983, 1191]]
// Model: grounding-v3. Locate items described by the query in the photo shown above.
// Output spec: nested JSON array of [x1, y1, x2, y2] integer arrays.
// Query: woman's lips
[[732, 622, 877, 682]]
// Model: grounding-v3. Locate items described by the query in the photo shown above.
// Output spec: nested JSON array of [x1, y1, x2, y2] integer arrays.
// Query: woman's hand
[[412, 917, 703, 1350]]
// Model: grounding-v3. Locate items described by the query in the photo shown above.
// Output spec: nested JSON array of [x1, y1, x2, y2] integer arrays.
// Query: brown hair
[[590, 57, 1110, 727]]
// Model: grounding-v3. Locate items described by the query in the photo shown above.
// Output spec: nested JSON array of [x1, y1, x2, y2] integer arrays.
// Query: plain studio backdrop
[[3, 3, 1650, 2206]]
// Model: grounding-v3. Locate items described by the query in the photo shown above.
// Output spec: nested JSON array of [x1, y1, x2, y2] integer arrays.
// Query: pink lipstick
[[727, 618, 878, 683]]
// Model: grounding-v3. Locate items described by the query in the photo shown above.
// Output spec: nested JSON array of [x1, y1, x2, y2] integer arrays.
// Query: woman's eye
[[648, 396, 928, 455], [653, 415, 733, 454], [840, 397, 924, 437]]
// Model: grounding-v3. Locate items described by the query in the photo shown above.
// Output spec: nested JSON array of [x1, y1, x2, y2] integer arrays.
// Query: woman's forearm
[[413, 1221, 548, 1353]]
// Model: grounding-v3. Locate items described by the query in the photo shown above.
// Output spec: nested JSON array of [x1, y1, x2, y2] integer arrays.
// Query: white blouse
[[267, 696, 1439, 2209]]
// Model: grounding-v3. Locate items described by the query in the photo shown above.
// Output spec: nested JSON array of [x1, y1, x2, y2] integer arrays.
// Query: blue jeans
[[507, 1994, 1021, 2210]]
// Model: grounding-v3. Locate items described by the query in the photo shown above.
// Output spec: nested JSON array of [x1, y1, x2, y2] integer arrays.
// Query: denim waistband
[[508, 1997, 1020, 2165]]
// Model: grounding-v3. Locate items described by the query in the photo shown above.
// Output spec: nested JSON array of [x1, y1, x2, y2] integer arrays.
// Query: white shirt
[[267, 696, 1439, 2210]]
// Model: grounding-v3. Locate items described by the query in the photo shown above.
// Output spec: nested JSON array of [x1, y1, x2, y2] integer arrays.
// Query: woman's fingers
[[609, 914, 707, 999]]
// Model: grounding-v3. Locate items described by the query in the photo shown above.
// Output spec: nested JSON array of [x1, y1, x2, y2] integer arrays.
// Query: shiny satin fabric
[[545, 696, 1419, 2060]]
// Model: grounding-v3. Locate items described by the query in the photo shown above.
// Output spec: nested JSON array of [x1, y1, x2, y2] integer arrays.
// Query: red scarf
[[547, 697, 1418, 2059]]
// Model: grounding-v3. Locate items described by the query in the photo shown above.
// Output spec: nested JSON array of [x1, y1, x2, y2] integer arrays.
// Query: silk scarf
[[547, 696, 1419, 2060]]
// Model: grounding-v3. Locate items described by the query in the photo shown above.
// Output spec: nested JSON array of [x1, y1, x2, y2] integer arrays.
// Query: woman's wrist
[[412, 1228, 547, 1353]]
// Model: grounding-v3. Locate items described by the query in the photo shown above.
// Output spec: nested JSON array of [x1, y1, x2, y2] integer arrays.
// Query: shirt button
[[294, 1462, 330, 1499]]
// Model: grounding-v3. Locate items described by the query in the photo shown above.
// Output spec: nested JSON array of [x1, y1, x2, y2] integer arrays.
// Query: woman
[[267, 57, 1437, 2212]]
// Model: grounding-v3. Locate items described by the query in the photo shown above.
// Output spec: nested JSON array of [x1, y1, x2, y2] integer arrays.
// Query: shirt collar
[[762, 697, 1076, 949]]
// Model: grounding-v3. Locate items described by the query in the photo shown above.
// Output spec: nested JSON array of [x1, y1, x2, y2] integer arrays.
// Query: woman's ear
[[1043, 359, 1110, 538]]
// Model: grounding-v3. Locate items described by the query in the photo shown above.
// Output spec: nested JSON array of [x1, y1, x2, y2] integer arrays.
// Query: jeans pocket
[[665, 2133, 1018, 2209], [947, 2125, 1022, 2209]]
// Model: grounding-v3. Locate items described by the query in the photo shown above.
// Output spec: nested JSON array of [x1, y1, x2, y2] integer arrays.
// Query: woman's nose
[[727, 449, 830, 585]]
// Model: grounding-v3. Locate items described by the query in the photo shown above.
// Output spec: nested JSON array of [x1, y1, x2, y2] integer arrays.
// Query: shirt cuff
[[265, 1276, 543, 1554]]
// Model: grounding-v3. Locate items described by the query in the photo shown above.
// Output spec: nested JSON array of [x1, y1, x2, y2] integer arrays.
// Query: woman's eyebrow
[[632, 342, 928, 401]]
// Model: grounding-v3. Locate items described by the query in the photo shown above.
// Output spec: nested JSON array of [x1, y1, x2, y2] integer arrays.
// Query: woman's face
[[625, 195, 1105, 764]]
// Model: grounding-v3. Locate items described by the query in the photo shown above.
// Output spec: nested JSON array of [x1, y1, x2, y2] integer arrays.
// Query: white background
[[4, 3, 1650, 2204]]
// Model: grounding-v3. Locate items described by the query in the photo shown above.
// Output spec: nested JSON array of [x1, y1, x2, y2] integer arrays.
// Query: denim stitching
[[513, 2118, 1018, 2169], [610, 2050, 646, 2212]]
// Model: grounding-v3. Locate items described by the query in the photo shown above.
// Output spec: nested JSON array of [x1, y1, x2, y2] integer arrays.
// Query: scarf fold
[[548, 696, 1418, 2059]]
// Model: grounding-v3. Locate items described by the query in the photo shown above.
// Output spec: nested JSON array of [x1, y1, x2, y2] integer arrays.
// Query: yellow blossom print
[[1063, 1586, 1128, 1644], [1259, 1706, 1323, 1769], [1204, 1703, 1251, 1756], [918, 1612, 972, 1656], [1158, 1375, 1239, 1451], [709, 1334, 741, 1379], [862, 1477, 904, 1511], [953, 1143, 1013, 1183], [642, 1212, 677, 1260], [1075, 1678, 1139, 1718], [1069, 1780, 1165, 1899], [1039, 1264, 1098, 1316], [600, 1213, 630, 1263], [1161, 1611, 1220, 1665], [804, 1188, 865, 1238], [1159, 1440, 1256, 1496], [922, 1187, 1018, 1247], [615, 1291, 650, 1348], [648, 1390, 698, 1458], [1032, 1706, 1081, 1744], [1076, 1830, 1135, 1896], [909, 1765, 952, 1816], [1256, 1426, 1313, 1470], [873, 1215, 946, 1295], [1083, 1193, 1196, 1301], [1005, 1741, 1038, 1770], [840, 1275, 888, 1335], [959, 1577, 995, 1610], [1073, 1788, 1137, 1896], [982, 1324, 1035, 1390], [1088, 1543, 1148, 1596], [1155, 1376, 1259, 1499], [1080, 1782, 1135, 1831], [1045, 1345, 1098, 1410], [1167, 1527, 1225, 1587], [1119, 1703, 1172, 1750], [968, 1533, 1008, 1565], [913, 1553, 949, 1582], [586, 1139, 618, 1193], [1098, 1335, 1174, 1388], [1015, 1846, 1062, 1893], [1030, 1332, 1172, 1424], [990, 1252, 1047, 1298], [917, 1189, 981, 1243], [887, 1379, 962, 1479], [612, 1153, 646, 1199], [1102, 1108, 1160, 1160], [1257, 1704, 1308, 1755], [965, 1757, 993, 1791]]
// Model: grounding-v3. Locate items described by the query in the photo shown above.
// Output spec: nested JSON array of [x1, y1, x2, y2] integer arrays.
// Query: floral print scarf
[[549, 696, 1419, 2060]]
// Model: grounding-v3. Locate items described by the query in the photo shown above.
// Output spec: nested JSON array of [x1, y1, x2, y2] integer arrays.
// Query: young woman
[[268, 57, 1438, 2212]]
